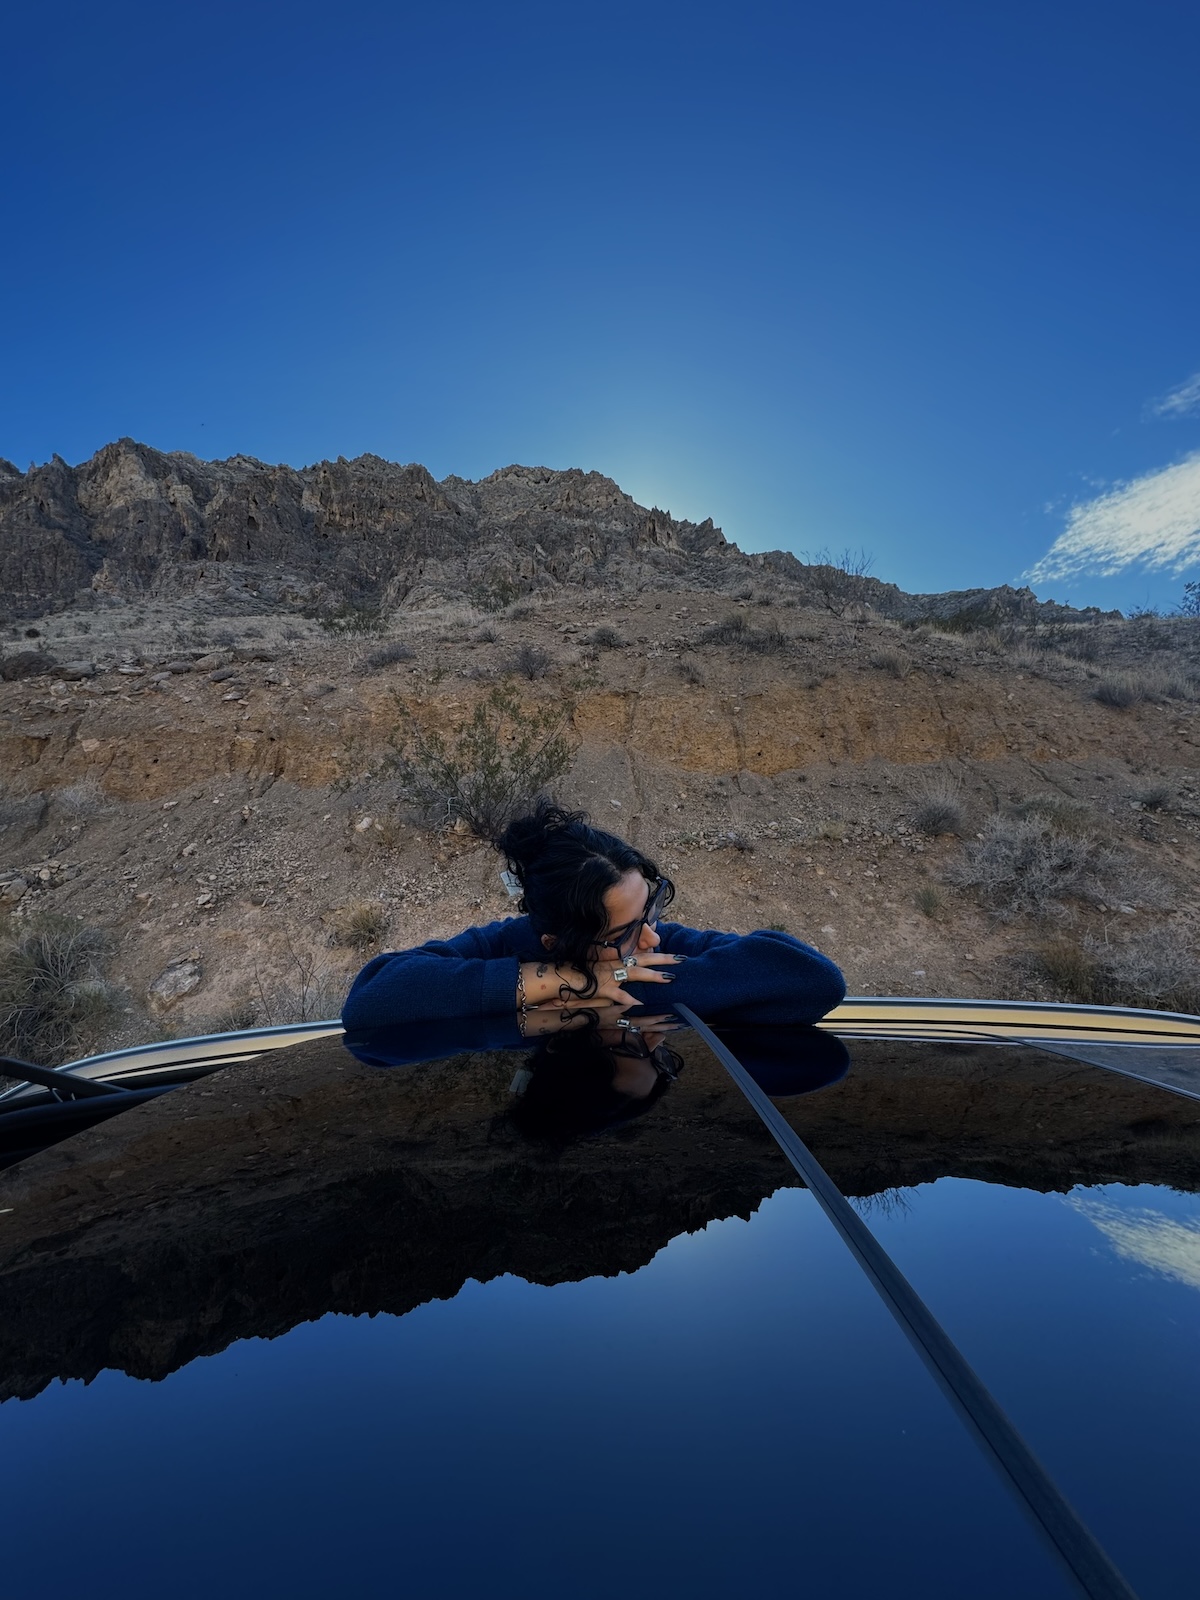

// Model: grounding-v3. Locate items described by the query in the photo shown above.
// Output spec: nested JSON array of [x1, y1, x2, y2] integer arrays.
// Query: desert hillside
[[1, 445, 1198, 1065]]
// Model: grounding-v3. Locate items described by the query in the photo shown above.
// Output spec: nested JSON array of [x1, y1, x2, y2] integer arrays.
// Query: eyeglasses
[[599, 876, 673, 960]]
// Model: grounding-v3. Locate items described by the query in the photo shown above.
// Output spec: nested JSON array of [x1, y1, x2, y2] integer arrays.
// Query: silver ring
[[613, 966, 629, 983], [626, 955, 638, 968], [617, 1018, 641, 1032]]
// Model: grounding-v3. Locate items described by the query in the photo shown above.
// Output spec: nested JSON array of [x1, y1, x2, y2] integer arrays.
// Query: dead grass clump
[[869, 649, 913, 680], [743, 626, 789, 655], [1093, 675, 1141, 709], [699, 614, 787, 653], [360, 641, 415, 673], [1033, 928, 1200, 1014], [912, 778, 965, 836], [700, 614, 750, 647], [0, 914, 120, 1065], [328, 901, 391, 952], [1137, 785, 1172, 812], [510, 644, 552, 680], [1060, 632, 1101, 663], [1009, 646, 1044, 673], [1012, 795, 1095, 836], [52, 780, 111, 821], [916, 884, 943, 918], [589, 625, 623, 649], [676, 656, 704, 686], [475, 624, 500, 644], [945, 814, 1100, 919]]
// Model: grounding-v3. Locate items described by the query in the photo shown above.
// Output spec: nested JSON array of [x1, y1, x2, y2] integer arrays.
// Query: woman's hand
[[519, 952, 682, 1013]]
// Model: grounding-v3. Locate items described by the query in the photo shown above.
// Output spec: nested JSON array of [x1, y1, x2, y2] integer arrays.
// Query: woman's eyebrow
[[601, 882, 655, 939]]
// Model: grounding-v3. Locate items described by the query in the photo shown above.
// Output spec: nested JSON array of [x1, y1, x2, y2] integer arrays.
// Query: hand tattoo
[[536, 963, 548, 978]]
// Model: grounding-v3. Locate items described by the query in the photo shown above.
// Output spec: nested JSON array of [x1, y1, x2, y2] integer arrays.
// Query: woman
[[342, 800, 846, 1031]]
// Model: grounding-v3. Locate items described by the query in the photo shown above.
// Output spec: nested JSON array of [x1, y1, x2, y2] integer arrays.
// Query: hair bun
[[495, 798, 582, 870]]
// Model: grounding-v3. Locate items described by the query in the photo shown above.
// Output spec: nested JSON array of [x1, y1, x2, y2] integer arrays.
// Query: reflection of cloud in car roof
[[1068, 1193, 1200, 1291]]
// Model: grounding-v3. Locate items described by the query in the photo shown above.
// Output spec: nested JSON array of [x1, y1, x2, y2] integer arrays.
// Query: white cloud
[[1068, 1195, 1200, 1292], [1025, 451, 1200, 584], [1150, 372, 1200, 418]]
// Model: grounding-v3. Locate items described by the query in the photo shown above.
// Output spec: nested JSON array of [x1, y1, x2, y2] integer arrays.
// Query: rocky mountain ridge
[[1, 439, 1109, 626]]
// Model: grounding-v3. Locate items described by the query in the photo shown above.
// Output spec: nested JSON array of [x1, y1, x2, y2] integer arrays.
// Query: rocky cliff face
[[1, 440, 1110, 625], [0, 441, 736, 622]]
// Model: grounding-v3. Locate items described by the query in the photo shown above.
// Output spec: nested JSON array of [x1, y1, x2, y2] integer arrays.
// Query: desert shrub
[[700, 614, 750, 646], [319, 601, 386, 636], [870, 649, 913, 680], [676, 656, 704, 686], [384, 681, 577, 837], [1145, 670, 1197, 701], [1012, 795, 1095, 836], [1009, 646, 1044, 673], [1033, 928, 1200, 1014], [0, 914, 119, 1065], [912, 778, 965, 836], [476, 624, 500, 644], [252, 967, 347, 1024], [798, 547, 875, 618], [818, 819, 846, 841], [1137, 785, 1172, 812], [360, 641, 415, 673], [1093, 675, 1141, 709], [1060, 632, 1101, 663], [510, 644, 552, 680], [328, 901, 390, 952], [52, 780, 111, 821], [1179, 581, 1200, 618], [947, 819, 1107, 921], [699, 614, 786, 653], [0, 650, 57, 681], [742, 626, 788, 654], [589, 625, 623, 649]]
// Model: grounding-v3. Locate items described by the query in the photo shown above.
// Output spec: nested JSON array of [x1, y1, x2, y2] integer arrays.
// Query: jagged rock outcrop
[[0, 441, 737, 622], [1, 440, 1115, 625]]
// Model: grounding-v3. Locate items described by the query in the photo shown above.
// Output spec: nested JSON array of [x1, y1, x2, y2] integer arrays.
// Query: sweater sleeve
[[638, 924, 846, 1023], [341, 922, 522, 1028]]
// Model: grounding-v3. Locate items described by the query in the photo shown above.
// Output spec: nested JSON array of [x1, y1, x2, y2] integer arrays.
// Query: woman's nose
[[639, 922, 661, 951]]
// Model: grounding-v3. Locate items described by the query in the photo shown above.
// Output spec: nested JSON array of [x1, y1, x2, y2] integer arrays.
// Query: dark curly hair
[[494, 799, 673, 999], [508, 1027, 680, 1142]]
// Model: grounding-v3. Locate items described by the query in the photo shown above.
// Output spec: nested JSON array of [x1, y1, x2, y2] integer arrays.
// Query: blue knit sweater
[[342, 919, 846, 1029]]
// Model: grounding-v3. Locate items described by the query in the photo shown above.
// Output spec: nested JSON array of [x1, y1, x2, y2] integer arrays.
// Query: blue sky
[[3, 0, 1199, 612]]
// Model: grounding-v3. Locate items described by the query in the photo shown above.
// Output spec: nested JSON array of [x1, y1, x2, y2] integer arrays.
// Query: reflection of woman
[[342, 801, 845, 1031], [509, 1022, 685, 1142]]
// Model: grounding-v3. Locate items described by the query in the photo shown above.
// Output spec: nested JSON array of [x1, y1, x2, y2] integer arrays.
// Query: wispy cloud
[[1024, 451, 1200, 584], [1149, 371, 1200, 419], [1068, 1195, 1200, 1292]]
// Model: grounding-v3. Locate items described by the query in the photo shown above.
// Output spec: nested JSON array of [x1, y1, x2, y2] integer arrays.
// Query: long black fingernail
[[672, 954, 687, 962], [662, 976, 675, 983]]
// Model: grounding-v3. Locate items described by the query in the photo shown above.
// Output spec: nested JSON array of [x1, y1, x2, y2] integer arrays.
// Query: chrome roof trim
[[2, 998, 1198, 1109]]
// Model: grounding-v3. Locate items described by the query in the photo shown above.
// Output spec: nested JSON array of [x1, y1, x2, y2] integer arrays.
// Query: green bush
[[385, 681, 577, 838]]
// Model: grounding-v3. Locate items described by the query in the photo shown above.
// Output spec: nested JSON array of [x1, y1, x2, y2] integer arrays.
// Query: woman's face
[[538, 869, 664, 958], [594, 869, 662, 959]]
